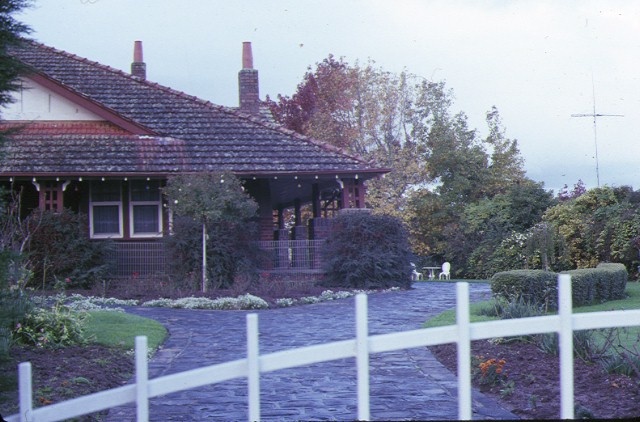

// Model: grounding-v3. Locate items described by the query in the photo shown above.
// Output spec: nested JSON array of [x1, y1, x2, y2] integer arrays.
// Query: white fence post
[[247, 314, 261, 422], [18, 362, 32, 422], [558, 274, 574, 419], [456, 282, 472, 420], [136, 336, 149, 422], [355, 294, 370, 421]]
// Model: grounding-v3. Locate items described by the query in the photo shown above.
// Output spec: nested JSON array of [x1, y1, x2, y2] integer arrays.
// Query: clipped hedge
[[491, 263, 628, 309], [562, 263, 627, 307], [491, 270, 558, 309]]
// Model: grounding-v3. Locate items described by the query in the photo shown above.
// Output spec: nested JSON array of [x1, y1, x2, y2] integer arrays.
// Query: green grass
[[85, 311, 167, 351], [424, 281, 640, 327], [424, 281, 640, 351]]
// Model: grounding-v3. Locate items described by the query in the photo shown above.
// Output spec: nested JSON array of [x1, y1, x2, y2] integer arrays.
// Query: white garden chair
[[439, 262, 451, 280], [410, 263, 423, 281]]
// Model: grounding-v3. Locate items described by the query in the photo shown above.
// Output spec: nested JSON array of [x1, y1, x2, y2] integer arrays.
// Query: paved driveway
[[107, 282, 516, 421]]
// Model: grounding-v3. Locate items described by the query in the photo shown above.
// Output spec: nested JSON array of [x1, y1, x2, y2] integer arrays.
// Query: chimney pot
[[131, 40, 147, 79], [239, 42, 260, 115], [134, 40, 143, 62], [242, 41, 253, 69]]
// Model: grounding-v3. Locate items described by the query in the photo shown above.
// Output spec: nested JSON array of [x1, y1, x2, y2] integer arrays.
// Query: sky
[[15, 0, 640, 193]]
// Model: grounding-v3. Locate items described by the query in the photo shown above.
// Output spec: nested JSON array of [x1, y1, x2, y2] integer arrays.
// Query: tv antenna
[[571, 75, 623, 187]]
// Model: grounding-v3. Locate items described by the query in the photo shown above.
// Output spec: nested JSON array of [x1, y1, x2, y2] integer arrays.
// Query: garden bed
[[431, 340, 640, 419]]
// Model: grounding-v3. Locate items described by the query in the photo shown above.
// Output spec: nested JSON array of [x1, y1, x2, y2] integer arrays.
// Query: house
[[0, 39, 389, 278]]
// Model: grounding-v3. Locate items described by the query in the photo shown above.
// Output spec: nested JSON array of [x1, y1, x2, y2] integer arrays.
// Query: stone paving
[[107, 282, 517, 421]]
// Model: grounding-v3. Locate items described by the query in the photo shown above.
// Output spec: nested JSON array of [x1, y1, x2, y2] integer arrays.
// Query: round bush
[[320, 212, 412, 289]]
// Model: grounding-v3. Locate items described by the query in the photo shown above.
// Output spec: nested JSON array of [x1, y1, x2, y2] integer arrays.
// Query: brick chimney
[[238, 42, 260, 115], [131, 40, 146, 79]]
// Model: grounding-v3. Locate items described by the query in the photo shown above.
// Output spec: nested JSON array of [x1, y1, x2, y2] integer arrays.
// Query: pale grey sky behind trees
[[17, 0, 640, 192]]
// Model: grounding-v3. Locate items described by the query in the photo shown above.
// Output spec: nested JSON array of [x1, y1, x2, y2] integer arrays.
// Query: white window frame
[[89, 181, 123, 239], [128, 180, 163, 238]]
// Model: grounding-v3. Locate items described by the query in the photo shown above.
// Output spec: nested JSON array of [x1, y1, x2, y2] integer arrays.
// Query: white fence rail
[[8, 274, 640, 421]]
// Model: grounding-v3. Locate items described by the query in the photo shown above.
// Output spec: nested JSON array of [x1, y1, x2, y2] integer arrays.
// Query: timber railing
[[7, 275, 640, 421]]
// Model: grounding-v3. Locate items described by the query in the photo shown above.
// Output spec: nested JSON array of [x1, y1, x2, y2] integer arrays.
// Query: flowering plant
[[473, 355, 507, 385]]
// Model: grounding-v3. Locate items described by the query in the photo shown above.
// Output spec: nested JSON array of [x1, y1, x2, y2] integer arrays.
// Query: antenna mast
[[571, 75, 623, 187]]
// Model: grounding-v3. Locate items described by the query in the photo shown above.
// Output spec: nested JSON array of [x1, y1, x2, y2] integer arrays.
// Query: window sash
[[90, 181, 123, 239], [129, 180, 162, 238], [131, 204, 161, 236]]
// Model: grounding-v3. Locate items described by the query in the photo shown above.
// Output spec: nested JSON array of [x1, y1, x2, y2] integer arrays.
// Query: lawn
[[424, 281, 640, 349], [85, 311, 167, 350]]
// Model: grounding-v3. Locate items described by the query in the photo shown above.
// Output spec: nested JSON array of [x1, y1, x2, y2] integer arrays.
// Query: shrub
[[0, 287, 31, 356], [562, 263, 627, 306], [536, 330, 606, 362], [491, 269, 558, 309], [0, 249, 32, 357], [163, 172, 259, 292], [164, 216, 265, 290], [320, 212, 413, 289], [25, 209, 112, 289], [601, 352, 640, 377], [13, 301, 88, 348]]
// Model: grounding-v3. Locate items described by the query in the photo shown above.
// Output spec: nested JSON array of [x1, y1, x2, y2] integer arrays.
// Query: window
[[129, 180, 162, 237], [90, 181, 122, 238]]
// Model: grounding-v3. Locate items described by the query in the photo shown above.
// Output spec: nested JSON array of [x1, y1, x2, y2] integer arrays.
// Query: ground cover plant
[[428, 281, 640, 419]]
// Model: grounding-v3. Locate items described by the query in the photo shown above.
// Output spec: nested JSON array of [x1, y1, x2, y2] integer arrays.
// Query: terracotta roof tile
[[2, 39, 388, 178]]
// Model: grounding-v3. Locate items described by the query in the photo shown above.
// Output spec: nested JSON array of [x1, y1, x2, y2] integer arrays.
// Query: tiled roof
[[2, 39, 387, 178]]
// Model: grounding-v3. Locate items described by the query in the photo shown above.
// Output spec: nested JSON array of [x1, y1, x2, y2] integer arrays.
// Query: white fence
[[8, 274, 640, 421]]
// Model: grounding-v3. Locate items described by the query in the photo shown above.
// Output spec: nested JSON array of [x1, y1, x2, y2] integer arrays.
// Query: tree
[[544, 186, 640, 272], [269, 54, 535, 277], [0, 0, 31, 109], [163, 173, 258, 292], [268, 58, 430, 218], [0, 0, 31, 357], [557, 179, 586, 201]]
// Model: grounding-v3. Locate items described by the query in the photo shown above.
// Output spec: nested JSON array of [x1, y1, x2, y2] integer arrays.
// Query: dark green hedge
[[491, 263, 628, 309], [491, 270, 558, 309], [562, 263, 627, 307]]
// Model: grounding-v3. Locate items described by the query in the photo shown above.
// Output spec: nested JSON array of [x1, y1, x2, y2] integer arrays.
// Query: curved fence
[[7, 274, 640, 421]]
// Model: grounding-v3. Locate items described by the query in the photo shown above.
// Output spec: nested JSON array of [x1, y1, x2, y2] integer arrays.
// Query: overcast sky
[[16, 0, 640, 193]]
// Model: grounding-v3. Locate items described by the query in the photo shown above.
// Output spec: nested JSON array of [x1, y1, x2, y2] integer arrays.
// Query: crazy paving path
[[107, 282, 516, 421]]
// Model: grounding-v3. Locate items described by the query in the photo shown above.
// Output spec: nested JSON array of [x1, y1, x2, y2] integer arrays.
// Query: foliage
[[544, 186, 640, 273], [268, 56, 430, 219], [0, 0, 31, 109], [562, 263, 627, 306], [462, 182, 555, 278], [164, 215, 264, 290], [320, 212, 412, 289], [472, 355, 507, 386], [557, 179, 586, 202], [535, 330, 607, 363], [491, 270, 558, 309], [24, 209, 112, 289], [142, 294, 269, 310], [163, 173, 259, 291], [12, 301, 88, 348], [0, 283, 30, 356]]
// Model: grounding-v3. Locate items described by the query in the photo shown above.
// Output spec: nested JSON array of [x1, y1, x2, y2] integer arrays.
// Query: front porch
[[105, 238, 329, 283]]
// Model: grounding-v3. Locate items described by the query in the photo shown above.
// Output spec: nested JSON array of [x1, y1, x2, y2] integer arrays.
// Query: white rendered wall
[[1, 78, 102, 121]]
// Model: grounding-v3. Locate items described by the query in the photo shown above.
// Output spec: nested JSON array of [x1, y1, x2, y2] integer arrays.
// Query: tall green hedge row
[[491, 263, 628, 309]]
